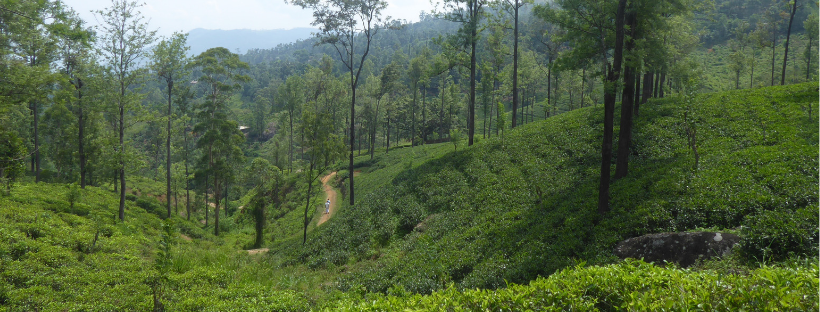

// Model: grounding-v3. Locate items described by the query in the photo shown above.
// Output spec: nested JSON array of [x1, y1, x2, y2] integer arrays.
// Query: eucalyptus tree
[[408, 54, 428, 146], [246, 158, 282, 248], [299, 82, 346, 245], [780, 0, 800, 85], [536, 0, 628, 214], [278, 75, 304, 173], [190, 47, 250, 236], [379, 61, 401, 153], [94, 0, 157, 221], [287, 0, 392, 206], [174, 83, 196, 220], [485, 25, 507, 136], [435, 0, 488, 146], [804, 12, 818, 80], [60, 14, 95, 188], [7, 0, 72, 182], [151, 32, 190, 219], [495, 0, 533, 128]]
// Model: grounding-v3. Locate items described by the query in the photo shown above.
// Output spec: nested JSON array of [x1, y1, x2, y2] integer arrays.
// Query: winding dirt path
[[317, 172, 338, 226]]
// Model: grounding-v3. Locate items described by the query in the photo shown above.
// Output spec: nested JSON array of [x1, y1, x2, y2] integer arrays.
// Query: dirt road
[[317, 172, 337, 226]]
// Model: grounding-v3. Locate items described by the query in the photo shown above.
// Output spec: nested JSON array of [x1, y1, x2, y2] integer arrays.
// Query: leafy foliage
[[326, 260, 819, 311], [276, 82, 817, 294]]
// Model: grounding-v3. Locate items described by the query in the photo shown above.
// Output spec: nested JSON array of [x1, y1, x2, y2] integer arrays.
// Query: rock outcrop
[[614, 232, 740, 268]]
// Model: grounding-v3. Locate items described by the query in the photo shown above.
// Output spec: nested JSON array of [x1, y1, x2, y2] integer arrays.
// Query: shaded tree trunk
[[78, 85, 86, 188], [642, 72, 653, 104], [511, 1, 520, 129], [771, 32, 777, 86], [781, 0, 798, 86], [615, 10, 637, 180], [599, 0, 627, 215], [633, 71, 641, 116], [119, 81, 126, 221], [658, 70, 666, 98], [167, 80, 173, 219], [807, 37, 813, 81], [468, 25, 477, 146], [214, 174, 220, 236]]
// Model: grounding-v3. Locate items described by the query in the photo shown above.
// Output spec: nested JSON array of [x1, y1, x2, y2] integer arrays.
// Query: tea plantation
[[1, 83, 817, 310]]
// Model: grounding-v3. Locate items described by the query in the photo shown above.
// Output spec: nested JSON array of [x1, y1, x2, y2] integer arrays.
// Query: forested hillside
[[0, 0, 818, 310]]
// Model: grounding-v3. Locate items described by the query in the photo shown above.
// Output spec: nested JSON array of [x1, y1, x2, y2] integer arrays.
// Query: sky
[[60, 0, 439, 37]]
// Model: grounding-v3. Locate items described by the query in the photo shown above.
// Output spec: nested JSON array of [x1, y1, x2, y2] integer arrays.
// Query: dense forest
[[0, 0, 818, 310]]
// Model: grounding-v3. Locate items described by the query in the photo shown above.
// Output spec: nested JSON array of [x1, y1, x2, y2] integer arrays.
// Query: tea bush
[[325, 260, 819, 311], [279, 83, 817, 294]]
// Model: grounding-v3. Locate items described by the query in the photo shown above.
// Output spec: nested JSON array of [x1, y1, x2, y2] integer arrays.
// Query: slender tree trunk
[[214, 174, 220, 236], [386, 113, 390, 153], [642, 72, 653, 104], [166, 81, 173, 219], [443, 86, 449, 139], [78, 87, 86, 188], [511, 2, 520, 129], [119, 81, 126, 221], [615, 10, 638, 180], [204, 175, 209, 227], [411, 81, 417, 146], [184, 131, 190, 221], [289, 110, 293, 173], [349, 67, 355, 206], [34, 100, 40, 182], [771, 32, 777, 86], [750, 48, 756, 88], [302, 172, 314, 245], [599, 0, 627, 215], [547, 65, 551, 118], [653, 71, 660, 98], [468, 24, 477, 146], [634, 71, 641, 116], [580, 68, 586, 108], [807, 38, 813, 81], [422, 87, 427, 143], [658, 70, 666, 98], [782, 0, 798, 85], [491, 79, 497, 136]]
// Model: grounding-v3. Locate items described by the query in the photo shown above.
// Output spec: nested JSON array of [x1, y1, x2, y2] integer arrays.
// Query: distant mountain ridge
[[186, 28, 316, 56]]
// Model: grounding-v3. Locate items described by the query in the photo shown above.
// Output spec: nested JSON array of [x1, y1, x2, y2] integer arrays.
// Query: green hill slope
[[278, 82, 818, 294], [0, 183, 312, 311]]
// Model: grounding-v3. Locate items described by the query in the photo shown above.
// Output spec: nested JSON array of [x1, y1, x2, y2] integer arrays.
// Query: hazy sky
[[61, 0, 438, 37]]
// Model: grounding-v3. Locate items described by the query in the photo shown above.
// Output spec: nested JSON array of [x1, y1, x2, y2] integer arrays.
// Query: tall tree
[[288, 0, 391, 206], [436, 0, 488, 146], [299, 79, 346, 244], [95, 0, 157, 221], [497, 0, 532, 128], [278, 75, 304, 173], [191, 47, 249, 236], [11, 0, 68, 182], [174, 84, 196, 220], [804, 12, 818, 81], [60, 14, 95, 188], [537, 0, 628, 215], [408, 55, 428, 146], [781, 0, 800, 85], [246, 158, 282, 248], [151, 32, 190, 219]]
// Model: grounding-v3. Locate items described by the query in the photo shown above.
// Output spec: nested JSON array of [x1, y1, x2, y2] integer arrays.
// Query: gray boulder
[[614, 232, 740, 268]]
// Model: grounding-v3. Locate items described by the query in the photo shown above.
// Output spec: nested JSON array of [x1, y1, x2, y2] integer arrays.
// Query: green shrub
[[136, 196, 166, 219], [741, 206, 819, 262], [325, 260, 819, 311]]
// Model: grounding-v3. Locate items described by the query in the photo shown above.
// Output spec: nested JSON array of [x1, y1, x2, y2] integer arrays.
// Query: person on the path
[[325, 199, 330, 214]]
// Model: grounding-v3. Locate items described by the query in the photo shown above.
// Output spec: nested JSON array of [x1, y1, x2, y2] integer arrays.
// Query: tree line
[[1, 0, 816, 235]]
